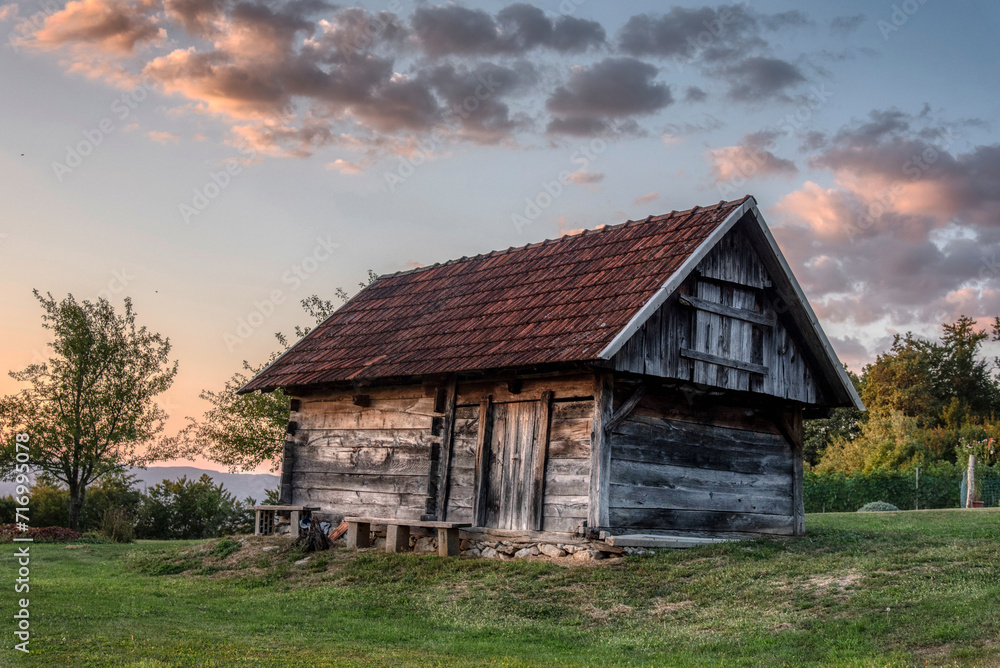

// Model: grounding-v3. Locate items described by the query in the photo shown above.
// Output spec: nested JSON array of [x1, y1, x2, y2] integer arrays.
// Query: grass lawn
[[0, 510, 998, 667]]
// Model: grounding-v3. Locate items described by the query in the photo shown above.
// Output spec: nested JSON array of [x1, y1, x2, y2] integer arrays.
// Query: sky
[[1, 0, 999, 471]]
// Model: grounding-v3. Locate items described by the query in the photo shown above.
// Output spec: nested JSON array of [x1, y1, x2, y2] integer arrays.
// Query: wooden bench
[[344, 517, 472, 557], [252, 505, 319, 536]]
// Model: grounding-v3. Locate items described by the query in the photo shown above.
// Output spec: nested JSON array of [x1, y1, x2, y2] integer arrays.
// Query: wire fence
[[804, 464, 1000, 513]]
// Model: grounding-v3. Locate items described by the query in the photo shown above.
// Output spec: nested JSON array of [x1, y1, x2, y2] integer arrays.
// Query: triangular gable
[[599, 198, 863, 410]]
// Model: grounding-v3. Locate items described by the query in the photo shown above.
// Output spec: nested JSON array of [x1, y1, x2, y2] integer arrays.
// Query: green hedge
[[803, 464, 1000, 513]]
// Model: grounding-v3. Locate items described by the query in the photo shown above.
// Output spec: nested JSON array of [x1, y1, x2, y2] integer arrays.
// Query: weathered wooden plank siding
[[444, 405, 479, 522], [607, 388, 796, 536], [543, 400, 592, 532], [291, 384, 435, 520], [610, 225, 821, 405]]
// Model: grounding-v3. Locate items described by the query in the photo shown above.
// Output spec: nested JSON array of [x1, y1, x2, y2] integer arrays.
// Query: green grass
[[1, 510, 998, 666]]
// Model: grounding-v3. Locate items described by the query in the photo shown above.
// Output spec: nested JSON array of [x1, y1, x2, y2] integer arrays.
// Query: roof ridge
[[376, 197, 749, 281]]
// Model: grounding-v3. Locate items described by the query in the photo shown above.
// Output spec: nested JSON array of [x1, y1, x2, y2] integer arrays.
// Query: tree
[[0, 292, 177, 530], [803, 368, 863, 466], [861, 316, 999, 427], [177, 288, 367, 472]]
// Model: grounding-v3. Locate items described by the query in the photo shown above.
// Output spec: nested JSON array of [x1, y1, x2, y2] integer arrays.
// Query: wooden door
[[479, 400, 548, 530]]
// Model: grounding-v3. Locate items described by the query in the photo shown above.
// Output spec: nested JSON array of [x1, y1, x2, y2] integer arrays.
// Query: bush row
[[0, 473, 268, 540], [804, 463, 1000, 513]]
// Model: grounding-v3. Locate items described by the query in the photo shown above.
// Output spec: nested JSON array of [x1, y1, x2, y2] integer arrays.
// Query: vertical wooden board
[[435, 377, 458, 521], [588, 372, 614, 530], [515, 401, 538, 530], [642, 308, 662, 377], [676, 292, 693, 380], [791, 408, 805, 536], [485, 403, 507, 529], [530, 392, 553, 531], [471, 398, 491, 526]]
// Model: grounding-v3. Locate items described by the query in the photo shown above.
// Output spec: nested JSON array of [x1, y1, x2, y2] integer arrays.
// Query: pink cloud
[[634, 191, 658, 205], [34, 0, 163, 53], [146, 130, 179, 144], [566, 170, 604, 185], [325, 159, 364, 174]]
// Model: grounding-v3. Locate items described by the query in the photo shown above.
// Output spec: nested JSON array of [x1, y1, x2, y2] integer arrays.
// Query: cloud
[[34, 0, 163, 53], [683, 85, 707, 103], [830, 14, 866, 36], [557, 215, 586, 237], [827, 335, 872, 371], [546, 57, 672, 136], [426, 61, 537, 144], [161, 0, 234, 38], [708, 131, 797, 184], [325, 158, 363, 174], [761, 10, 811, 30], [661, 133, 683, 148], [566, 170, 604, 185], [0, 3, 18, 21], [146, 130, 179, 144], [634, 191, 659, 205], [771, 108, 1000, 327], [411, 3, 604, 57], [20, 2, 813, 157], [719, 56, 806, 103], [616, 6, 763, 62]]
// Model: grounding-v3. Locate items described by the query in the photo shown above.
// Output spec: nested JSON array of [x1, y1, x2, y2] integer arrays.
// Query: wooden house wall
[[290, 375, 593, 531], [606, 387, 797, 536], [451, 375, 593, 532], [290, 384, 437, 520], [541, 399, 591, 531], [443, 404, 478, 523], [610, 227, 821, 404]]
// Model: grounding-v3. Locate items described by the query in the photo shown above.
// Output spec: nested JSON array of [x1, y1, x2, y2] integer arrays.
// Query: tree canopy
[[814, 315, 1000, 473], [0, 292, 178, 529]]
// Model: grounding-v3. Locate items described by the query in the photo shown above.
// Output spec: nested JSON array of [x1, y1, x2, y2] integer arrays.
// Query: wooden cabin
[[240, 195, 863, 545]]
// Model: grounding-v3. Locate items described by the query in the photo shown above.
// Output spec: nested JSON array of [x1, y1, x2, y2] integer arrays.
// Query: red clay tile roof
[[240, 196, 752, 392]]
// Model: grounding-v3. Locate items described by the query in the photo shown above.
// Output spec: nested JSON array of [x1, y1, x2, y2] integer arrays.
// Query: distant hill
[[0, 466, 279, 503]]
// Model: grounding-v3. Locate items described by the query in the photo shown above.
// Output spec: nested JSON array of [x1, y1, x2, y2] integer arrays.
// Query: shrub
[[858, 501, 900, 512], [211, 538, 242, 559], [0, 524, 82, 542], [136, 475, 254, 540], [77, 532, 112, 544], [100, 507, 135, 543]]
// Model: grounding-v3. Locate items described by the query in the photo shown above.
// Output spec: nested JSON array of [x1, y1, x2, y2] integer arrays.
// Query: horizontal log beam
[[680, 295, 775, 327], [680, 348, 768, 375]]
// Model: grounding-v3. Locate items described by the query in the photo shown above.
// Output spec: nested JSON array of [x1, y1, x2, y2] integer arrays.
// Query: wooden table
[[251, 505, 319, 536], [344, 517, 472, 556]]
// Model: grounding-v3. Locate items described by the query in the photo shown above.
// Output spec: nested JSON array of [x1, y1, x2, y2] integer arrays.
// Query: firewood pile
[[294, 517, 331, 552]]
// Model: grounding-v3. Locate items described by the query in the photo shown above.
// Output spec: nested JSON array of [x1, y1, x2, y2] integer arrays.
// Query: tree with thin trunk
[[0, 291, 178, 530]]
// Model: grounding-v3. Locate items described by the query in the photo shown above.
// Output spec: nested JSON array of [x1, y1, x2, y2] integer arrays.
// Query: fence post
[[966, 455, 976, 508], [914, 467, 919, 510]]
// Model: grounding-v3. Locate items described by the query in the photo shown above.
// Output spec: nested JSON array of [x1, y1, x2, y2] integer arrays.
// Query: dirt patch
[[650, 598, 692, 616], [805, 570, 862, 591], [913, 643, 953, 659], [584, 603, 633, 620]]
